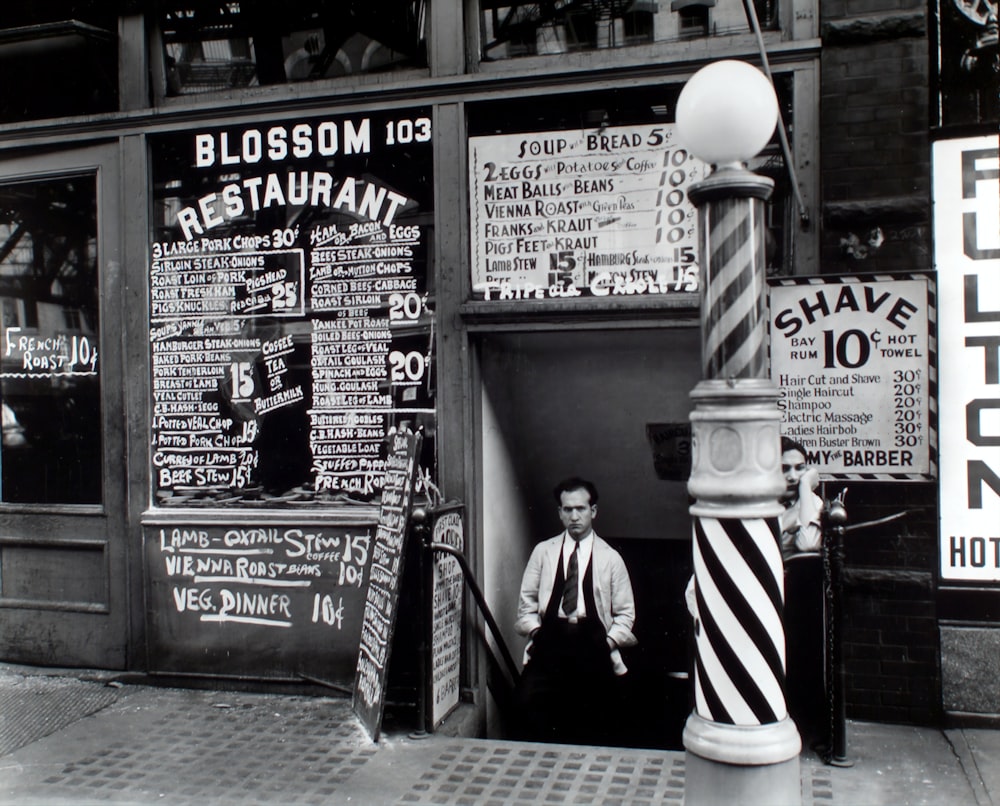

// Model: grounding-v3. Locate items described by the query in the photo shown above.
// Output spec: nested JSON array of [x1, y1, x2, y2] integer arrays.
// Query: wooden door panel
[[0, 146, 127, 669]]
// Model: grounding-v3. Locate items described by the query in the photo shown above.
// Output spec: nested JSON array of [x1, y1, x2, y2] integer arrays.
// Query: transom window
[[0, 2, 117, 122], [479, 0, 778, 61], [157, 1, 428, 96]]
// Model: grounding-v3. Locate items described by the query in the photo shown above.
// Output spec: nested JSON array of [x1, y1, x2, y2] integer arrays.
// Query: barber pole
[[700, 194, 770, 379], [691, 513, 786, 726], [683, 166, 802, 787], [688, 169, 789, 721], [675, 58, 801, 803]]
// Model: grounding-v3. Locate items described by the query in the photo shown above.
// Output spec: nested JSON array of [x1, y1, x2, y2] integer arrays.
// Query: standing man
[[515, 477, 636, 745]]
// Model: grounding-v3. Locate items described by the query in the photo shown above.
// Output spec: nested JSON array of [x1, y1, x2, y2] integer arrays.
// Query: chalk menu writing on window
[[144, 111, 434, 679], [148, 111, 434, 509]]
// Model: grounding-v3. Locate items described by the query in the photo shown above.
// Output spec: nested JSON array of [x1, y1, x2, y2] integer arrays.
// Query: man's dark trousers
[[516, 557, 619, 745]]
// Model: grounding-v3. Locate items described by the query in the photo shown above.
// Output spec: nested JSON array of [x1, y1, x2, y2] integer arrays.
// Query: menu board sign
[[468, 124, 707, 300], [430, 506, 465, 728], [769, 274, 935, 479], [149, 111, 434, 508], [353, 429, 422, 741], [144, 518, 372, 680], [646, 422, 692, 482]]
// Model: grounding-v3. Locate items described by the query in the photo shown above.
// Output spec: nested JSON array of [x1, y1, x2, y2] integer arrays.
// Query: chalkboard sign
[[430, 504, 465, 728], [143, 517, 373, 682], [353, 428, 422, 741], [646, 422, 692, 482], [148, 110, 435, 510]]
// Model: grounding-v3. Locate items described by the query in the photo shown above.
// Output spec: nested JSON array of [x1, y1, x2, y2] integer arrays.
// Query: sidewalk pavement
[[0, 664, 996, 805]]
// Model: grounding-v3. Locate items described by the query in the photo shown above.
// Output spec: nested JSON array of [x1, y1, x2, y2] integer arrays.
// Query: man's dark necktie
[[562, 542, 579, 616]]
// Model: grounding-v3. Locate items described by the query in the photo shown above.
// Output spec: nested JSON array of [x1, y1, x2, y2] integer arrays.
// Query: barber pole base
[[683, 378, 802, 804], [684, 719, 801, 806]]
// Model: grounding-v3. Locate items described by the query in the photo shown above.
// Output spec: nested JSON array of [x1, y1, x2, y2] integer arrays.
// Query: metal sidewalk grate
[[399, 743, 685, 805], [803, 758, 835, 805], [0, 675, 121, 757], [24, 691, 375, 805]]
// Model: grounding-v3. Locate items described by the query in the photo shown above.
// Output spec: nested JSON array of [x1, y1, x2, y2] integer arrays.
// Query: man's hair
[[781, 436, 810, 458], [553, 476, 599, 506]]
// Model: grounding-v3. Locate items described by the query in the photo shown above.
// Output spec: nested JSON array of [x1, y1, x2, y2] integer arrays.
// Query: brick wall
[[833, 481, 941, 724], [818, 0, 939, 724], [819, 0, 931, 275]]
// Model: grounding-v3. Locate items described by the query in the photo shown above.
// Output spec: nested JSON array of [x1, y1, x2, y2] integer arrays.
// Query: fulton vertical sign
[[933, 135, 1000, 582]]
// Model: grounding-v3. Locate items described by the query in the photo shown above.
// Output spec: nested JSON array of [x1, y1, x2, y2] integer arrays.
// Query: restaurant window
[[479, 0, 777, 60], [0, 176, 102, 504], [0, 3, 118, 123], [148, 110, 435, 508], [157, 1, 428, 97], [933, 0, 1000, 127]]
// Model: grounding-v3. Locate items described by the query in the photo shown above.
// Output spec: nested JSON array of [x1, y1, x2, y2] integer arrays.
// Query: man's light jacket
[[515, 532, 637, 675]]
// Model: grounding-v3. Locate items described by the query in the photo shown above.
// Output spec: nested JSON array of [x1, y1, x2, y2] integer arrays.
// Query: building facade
[[0, 0, 996, 742]]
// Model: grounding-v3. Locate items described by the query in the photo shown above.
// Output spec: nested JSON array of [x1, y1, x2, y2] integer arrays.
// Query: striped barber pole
[[698, 195, 770, 381], [684, 167, 796, 762], [692, 514, 786, 726]]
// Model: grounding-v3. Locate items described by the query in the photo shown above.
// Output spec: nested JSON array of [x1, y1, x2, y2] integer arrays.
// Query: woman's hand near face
[[801, 466, 821, 492]]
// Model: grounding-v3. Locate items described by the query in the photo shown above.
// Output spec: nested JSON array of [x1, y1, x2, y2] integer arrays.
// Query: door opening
[[480, 327, 699, 748]]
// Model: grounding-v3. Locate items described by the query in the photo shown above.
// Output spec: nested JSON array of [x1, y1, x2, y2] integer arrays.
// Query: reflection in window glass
[[159, 1, 428, 96], [0, 2, 118, 122], [479, 0, 778, 61], [934, 0, 1000, 127], [0, 177, 102, 504]]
